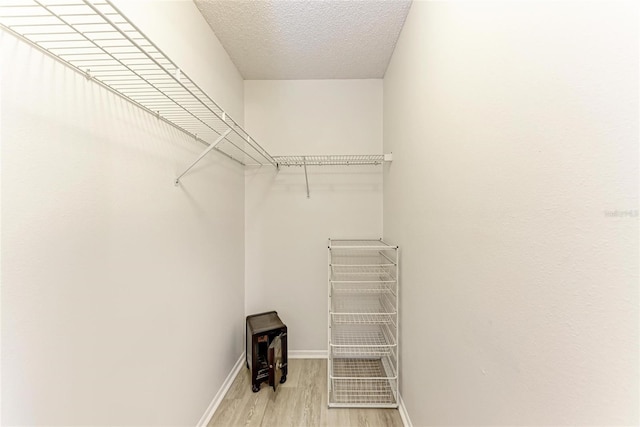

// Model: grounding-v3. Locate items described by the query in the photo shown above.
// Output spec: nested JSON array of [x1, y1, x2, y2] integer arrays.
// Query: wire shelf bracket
[[175, 128, 231, 185], [302, 156, 310, 199]]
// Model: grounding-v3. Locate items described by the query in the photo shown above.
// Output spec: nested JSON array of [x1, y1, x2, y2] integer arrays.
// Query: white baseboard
[[398, 395, 413, 427], [197, 353, 245, 427], [288, 350, 328, 359]]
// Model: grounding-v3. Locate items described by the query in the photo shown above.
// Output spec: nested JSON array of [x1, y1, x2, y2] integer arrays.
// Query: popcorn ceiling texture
[[194, 0, 411, 79]]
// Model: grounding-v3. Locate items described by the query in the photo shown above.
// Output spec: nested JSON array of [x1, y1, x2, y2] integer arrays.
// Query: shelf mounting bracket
[[303, 156, 310, 199], [175, 128, 232, 185]]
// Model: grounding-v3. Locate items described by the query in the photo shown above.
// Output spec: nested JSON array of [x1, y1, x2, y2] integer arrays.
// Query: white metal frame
[[0, 1, 393, 189], [327, 238, 399, 408]]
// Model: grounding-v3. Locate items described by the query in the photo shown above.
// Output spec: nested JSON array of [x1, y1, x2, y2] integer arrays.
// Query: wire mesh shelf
[[332, 310, 389, 321], [274, 155, 385, 167], [330, 265, 396, 283], [1, 1, 393, 186], [329, 241, 398, 267], [329, 239, 397, 249], [0, 0, 276, 167], [331, 264, 395, 275], [331, 281, 396, 294], [331, 293, 395, 314], [1, 0, 395, 192], [329, 358, 398, 407], [331, 253, 396, 266], [330, 378, 397, 407], [331, 313, 396, 325], [331, 345, 394, 358], [331, 357, 396, 379], [330, 324, 396, 357]]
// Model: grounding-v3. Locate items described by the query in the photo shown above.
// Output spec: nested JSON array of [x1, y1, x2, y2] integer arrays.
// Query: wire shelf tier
[[331, 344, 397, 363], [330, 324, 396, 350], [274, 155, 385, 167], [331, 345, 395, 358], [329, 378, 397, 407], [331, 253, 396, 266], [331, 281, 396, 294], [331, 293, 395, 314], [329, 358, 398, 407], [331, 329, 397, 359], [329, 239, 397, 249], [331, 312, 396, 325], [330, 266, 396, 283], [0, 0, 275, 167], [330, 245, 398, 267], [331, 358, 396, 379], [331, 264, 395, 275]]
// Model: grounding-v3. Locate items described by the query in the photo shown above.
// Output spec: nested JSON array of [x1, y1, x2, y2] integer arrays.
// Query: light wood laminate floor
[[208, 358, 403, 427]]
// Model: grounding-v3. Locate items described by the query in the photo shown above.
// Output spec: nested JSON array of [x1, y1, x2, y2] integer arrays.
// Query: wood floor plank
[[295, 378, 323, 426], [225, 365, 251, 400], [280, 358, 302, 388], [235, 390, 269, 427], [208, 396, 242, 426], [261, 387, 304, 426], [208, 359, 402, 427]]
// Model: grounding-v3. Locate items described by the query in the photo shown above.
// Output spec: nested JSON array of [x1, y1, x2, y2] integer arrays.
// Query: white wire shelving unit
[[0, 1, 392, 191], [328, 238, 399, 408]]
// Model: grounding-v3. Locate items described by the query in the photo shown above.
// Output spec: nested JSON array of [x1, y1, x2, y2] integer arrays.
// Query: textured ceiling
[[194, 0, 412, 80]]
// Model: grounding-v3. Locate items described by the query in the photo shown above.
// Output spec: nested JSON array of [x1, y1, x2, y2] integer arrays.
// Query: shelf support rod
[[303, 156, 310, 199], [175, 129, 232, 185]]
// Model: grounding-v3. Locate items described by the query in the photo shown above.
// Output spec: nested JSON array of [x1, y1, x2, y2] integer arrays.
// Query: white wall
[[384, 1, 638, 426], [244, 80, 383, 352], [1, 1, 245, 425]]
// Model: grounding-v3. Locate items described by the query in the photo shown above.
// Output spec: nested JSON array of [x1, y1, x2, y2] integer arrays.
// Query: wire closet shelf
[[0, 0, 276, 168], [0, 1, 392, 185], [273, 155, 386, 167]]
